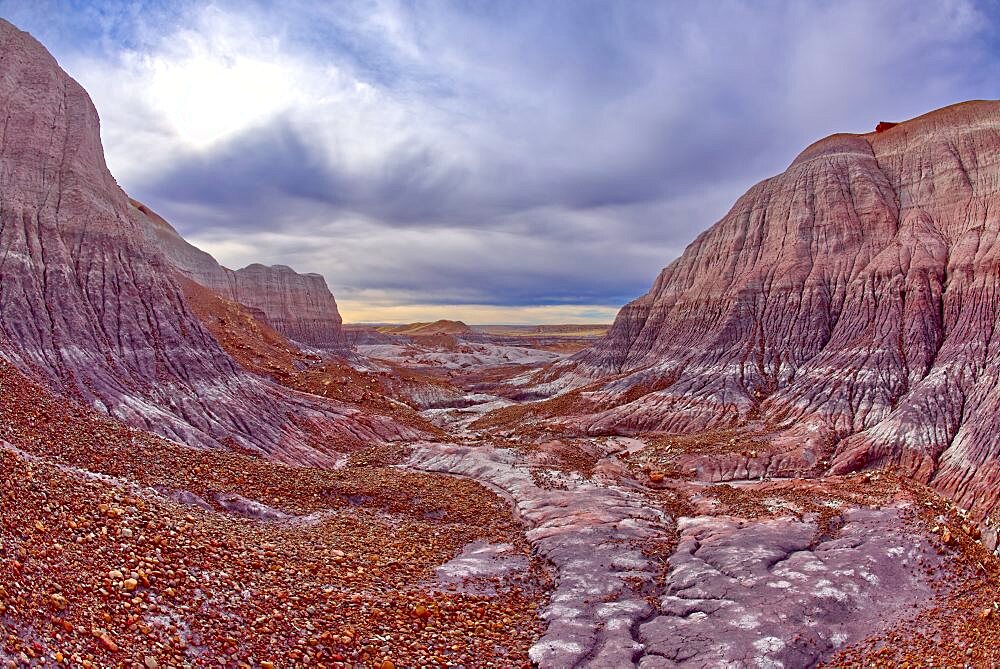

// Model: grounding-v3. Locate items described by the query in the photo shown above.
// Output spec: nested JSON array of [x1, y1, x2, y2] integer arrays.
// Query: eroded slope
[[135, 200, 345, 348], [539, 101, 1000, 527], [0, 19, 413, 463]]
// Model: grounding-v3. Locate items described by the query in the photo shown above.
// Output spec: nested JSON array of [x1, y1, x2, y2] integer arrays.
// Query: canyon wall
[[133, 200, 344, 348], [0, 19, 411, 462], [562, 101, 1000, 522]]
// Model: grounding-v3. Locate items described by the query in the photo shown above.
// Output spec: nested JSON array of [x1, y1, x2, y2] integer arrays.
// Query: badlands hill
[[546, 100, 1000, 525], [134, 199, 345, 348], [0, 19, 412, 462]]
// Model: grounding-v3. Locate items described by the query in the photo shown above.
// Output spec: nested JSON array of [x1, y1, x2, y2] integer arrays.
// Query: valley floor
[[3, 330, 999, 668]]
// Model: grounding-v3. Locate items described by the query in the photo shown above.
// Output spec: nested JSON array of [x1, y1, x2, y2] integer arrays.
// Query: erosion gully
[[395, 399, 954, 669]]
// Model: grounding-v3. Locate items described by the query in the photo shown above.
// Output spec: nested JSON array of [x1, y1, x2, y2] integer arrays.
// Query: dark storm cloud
[[148, 120, 336, 208], [2, 0, 997, 318], [144, 118, 474, 230]]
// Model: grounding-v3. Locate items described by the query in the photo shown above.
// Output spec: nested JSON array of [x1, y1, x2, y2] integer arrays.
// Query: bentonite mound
[[0, 19, 414, 462], [134, 198, 345, 348], [553, 100, 1000, 525]]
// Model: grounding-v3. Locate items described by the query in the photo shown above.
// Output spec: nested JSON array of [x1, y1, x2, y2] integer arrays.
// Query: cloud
[[3, 0, 997, 322]]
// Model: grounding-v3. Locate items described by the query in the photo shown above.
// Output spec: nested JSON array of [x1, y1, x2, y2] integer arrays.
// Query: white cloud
[[138, 29, 296, 148], [67, 4, 469, 186]]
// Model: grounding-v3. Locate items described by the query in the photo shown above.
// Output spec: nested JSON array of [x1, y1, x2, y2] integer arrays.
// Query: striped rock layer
[[0, 19, 413, 462], [134, 199, 345, 348], [563, 100, 1000, 523]]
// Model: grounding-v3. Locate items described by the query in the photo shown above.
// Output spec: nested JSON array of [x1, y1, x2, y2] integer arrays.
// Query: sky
[[1, 0, 998, 323]]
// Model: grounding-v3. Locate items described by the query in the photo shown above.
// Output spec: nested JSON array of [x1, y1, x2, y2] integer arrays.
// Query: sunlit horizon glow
[[336, 301, 619, 326]]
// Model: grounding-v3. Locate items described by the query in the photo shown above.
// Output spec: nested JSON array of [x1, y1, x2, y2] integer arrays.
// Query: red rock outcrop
[[0, 19, 414, 462], [553, 100, 1000, 526], [133, 199, 345, 348]]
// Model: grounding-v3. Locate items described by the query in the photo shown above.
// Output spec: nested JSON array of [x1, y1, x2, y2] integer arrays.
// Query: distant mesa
[[376, 320, 474, 336], [477, 324, 610, 337], [875, 120, 899, 133]]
